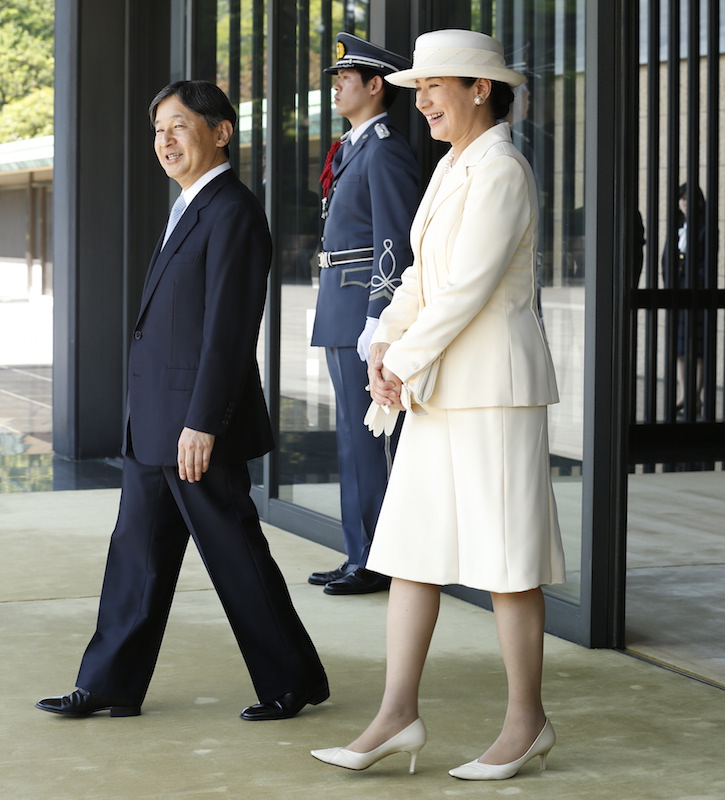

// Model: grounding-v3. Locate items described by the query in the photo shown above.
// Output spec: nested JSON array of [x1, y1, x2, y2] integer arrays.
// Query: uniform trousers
[[76, 454, 326, 705], [325, 346, 399, 568]]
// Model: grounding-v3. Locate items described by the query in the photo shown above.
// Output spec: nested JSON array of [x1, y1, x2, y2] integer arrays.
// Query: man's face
[[332, 69, 373, 123], [153, 95, 229, 190]]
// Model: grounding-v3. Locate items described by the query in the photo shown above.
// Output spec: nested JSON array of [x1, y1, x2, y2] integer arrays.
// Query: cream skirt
[[366, 405, 566, 593]]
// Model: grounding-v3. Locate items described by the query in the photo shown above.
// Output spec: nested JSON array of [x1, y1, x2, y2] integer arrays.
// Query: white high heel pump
[[311, 718, 427, 774], [449, 718, 555, 781]]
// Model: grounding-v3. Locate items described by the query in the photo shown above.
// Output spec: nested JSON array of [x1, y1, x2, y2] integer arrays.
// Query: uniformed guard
[[309, 33, 419, 595]]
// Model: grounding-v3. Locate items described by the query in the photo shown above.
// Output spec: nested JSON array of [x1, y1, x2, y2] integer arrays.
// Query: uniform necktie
[[162, 194, 186, 248], [338, 136, 352, 165]]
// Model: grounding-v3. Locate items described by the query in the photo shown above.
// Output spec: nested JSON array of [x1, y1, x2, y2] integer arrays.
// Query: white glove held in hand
[[363, 401, 400, 437], [356, 316, 379, 362]]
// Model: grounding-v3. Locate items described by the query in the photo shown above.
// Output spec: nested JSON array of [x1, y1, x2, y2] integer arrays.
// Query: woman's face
[[414, 76, 491, 153], [679, 195, 687, 219]]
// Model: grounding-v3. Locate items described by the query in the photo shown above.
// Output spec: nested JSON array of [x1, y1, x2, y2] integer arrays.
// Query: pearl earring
[[474, 95, 484, 106]]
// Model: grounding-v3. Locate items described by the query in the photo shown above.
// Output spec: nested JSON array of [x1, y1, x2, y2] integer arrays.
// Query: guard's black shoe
[[323, 568, 391, 595], [308, 562, 351, 586]]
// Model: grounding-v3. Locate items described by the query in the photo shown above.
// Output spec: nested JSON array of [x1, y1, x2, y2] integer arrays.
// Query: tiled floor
[[3, 489, 723, 800]]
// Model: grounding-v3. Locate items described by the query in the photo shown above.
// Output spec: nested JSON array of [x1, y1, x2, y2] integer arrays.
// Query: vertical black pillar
[[403, 0, 473, 181], [261, 0, 295, 510], [53, 0, 125, 459], [581, 0, 632, 648], [53, 0, 171, 459], [123, 2, 174, 386], [190, 0, 218, 81], [369, 0, 413, 140]]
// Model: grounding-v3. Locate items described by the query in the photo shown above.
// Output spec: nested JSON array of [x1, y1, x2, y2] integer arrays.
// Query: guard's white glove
[[363, 401, 400, 437], [356, 316, 379, 362]]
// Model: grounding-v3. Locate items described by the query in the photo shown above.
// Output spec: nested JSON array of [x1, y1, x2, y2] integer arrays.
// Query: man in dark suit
[[308, 34, 419, 595], [36, 81, 328, 721]]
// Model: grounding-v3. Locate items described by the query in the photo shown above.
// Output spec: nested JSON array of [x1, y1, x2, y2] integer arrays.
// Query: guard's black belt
[[318, 247, 374, 269]]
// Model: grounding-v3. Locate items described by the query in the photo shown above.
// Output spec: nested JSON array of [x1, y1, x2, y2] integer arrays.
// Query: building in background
[[0, 137, 53, 300]]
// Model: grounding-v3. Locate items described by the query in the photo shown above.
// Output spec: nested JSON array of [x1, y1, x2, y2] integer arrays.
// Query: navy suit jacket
[[311, 116, 418, 347], [123, 169, 273, 467]]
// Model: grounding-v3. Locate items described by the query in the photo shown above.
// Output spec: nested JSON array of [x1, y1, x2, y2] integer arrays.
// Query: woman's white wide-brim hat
[[386, 29, 526, 88]]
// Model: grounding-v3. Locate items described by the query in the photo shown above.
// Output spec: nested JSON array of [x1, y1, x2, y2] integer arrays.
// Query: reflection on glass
[[275, 1, 364, 517], [217, 0, 268, 488], [625, 0, 724, 689], [475, 0, 587, 603], [216, 0, 267, 195], [633, 185, 723, 425]]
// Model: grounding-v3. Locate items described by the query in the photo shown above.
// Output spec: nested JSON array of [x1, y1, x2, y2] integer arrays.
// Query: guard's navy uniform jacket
[[311, 119, 418, 346], [311, 33, 419, 574]]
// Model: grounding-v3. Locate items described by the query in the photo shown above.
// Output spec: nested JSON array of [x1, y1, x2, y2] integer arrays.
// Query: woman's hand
[[368, 343, 404, 410]]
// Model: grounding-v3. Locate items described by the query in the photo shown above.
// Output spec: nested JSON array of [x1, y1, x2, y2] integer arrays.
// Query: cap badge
[[336, 41, 346, 59]]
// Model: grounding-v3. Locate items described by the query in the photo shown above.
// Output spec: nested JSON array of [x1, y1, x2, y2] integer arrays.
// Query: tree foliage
[[0, 0, 54, 143], [0, 86, 53, 142]]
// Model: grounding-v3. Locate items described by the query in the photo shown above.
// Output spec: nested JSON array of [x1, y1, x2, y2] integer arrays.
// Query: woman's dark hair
[[675, 182, 706, 227], [357, 67, 401, 110], [149, 80, 236, 157], [459, 77, 515, 120]]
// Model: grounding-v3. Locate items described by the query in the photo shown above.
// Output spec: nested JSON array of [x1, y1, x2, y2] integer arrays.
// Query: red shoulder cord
[[319, 140, 343, 198]]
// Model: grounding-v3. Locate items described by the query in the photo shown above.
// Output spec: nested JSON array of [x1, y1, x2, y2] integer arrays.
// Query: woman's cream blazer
[[373, 122, 559, 409]]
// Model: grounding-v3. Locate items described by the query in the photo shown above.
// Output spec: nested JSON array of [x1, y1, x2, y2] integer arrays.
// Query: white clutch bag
[[405, 353, 443, 406]]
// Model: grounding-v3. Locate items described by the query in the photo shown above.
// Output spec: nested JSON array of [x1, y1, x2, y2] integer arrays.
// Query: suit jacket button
[[134, 330, 142, 340]]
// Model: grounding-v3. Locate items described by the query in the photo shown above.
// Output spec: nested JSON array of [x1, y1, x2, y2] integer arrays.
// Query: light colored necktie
[[162, 194, 186, 248], [334, 132, 351, 169]]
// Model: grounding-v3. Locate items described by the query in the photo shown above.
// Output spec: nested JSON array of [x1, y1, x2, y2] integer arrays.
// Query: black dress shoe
[[308, 562, 351, 586], [323, 567, 391, 595], [35, 688, 141, 717], [240, 681, 329, 721]]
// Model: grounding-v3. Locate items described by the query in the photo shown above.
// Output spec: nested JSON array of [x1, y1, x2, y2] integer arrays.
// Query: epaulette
[[374, 122, 391, 139]]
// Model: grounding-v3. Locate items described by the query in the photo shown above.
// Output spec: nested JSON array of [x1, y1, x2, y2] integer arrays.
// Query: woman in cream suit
[[312, 30, 566, 781]]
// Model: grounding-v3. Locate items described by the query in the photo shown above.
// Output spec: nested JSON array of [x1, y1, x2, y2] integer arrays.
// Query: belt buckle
[[318, 251, 331, 269]]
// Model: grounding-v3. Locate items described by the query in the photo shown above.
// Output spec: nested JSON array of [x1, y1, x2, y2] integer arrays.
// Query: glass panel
[[626, 0, 724, 687], [472, 0, 587, 604], [216, 0, 266, 200], [216, 0, 268, 486], [275, 1, 366, 515]]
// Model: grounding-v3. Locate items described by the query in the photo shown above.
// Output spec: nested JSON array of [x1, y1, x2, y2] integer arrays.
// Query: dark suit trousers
[[76, 455, 326, 705], [325, 346, 400, 568]]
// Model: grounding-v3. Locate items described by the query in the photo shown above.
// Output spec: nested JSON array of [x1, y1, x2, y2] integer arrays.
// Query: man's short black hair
[[357, 67, 401, 111], [149, 80, 236, 157]]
